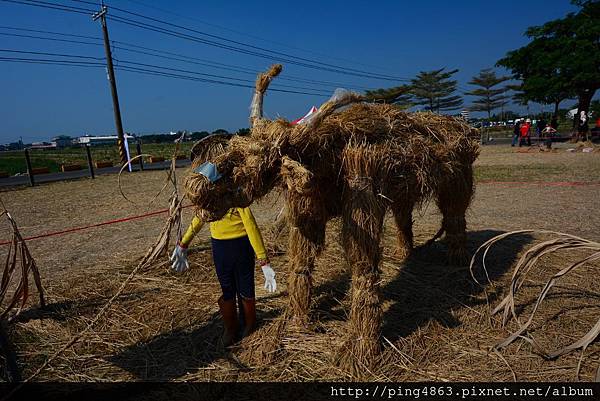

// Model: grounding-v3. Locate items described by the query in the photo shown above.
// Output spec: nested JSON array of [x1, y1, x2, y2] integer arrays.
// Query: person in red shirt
[[519, 119, 530, 147]]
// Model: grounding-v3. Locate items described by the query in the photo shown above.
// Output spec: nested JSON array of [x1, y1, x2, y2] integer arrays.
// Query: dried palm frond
[[470, 230, 600, 379], [139, 134, 186, 269], [0, 208, 45, 321]]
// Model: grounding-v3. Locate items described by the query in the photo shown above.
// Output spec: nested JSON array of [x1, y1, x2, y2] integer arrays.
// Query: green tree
[[558, 108, 570, 122], [191, 131, 210, 141], [496, 110, 519, 121], [364, 85, 412, 108], [410, 68, 463, 113], [498, 46, 573, 117], [466, 69, 510, 120], [497, 0, 599, 131], [507, 83, 532, 117]]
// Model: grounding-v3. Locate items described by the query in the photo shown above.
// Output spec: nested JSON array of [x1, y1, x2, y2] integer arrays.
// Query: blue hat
[[194, 162, 223, 183]]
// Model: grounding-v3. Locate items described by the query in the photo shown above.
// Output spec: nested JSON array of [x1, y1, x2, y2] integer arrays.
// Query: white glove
[[170, 243, 190, 273], [261, 264, 276, 293]]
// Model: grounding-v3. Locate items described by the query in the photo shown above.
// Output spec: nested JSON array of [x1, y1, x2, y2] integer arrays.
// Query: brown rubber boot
[[240, 297, 256, 338], [218, 296, 238, 347]]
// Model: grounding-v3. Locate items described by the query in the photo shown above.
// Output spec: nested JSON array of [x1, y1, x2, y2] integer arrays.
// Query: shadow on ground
[[381, 229, 533, 341], [105, 229, 532, 380]]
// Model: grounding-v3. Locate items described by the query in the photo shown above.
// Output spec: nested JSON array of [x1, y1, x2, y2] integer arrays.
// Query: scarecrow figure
[[183, 65, 479, 373], [171, 136, 276, 347]]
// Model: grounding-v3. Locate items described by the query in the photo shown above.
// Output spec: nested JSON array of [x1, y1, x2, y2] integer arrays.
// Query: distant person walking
[[526, 119, 532, 146], [536, 117, 546, 143], [577, 110, 589, 142], [512, 120, 521, 147], [541, 123, 557, 150]]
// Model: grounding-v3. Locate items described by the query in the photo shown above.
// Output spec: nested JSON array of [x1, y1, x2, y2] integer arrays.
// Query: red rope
[[479, 180, 600, 187], [0, 205, 193, 246], [1, 179, 598, 246]]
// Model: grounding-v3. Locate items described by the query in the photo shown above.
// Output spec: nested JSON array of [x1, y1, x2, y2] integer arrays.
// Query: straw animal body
[[184, 65, 479, 375]]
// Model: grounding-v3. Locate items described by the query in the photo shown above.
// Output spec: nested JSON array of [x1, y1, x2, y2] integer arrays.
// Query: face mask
[[194, 162, 223, 183]]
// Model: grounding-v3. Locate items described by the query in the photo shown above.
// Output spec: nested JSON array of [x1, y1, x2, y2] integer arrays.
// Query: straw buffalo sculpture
[[185, 65, 479, 373]]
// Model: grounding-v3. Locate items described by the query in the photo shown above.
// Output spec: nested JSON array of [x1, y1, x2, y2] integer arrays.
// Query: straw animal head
[[184, 134, 282, 221]]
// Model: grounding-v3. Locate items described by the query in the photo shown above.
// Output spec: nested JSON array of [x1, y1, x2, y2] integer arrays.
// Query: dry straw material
[[190, 134, 231, 164], [184, 64, 480, 374]]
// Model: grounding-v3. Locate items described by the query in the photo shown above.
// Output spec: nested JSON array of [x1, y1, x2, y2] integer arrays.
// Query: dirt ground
[[1, 144, 599, 382]]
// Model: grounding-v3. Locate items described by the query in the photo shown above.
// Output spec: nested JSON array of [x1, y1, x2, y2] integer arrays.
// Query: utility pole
[[93, 4, 128, 167]]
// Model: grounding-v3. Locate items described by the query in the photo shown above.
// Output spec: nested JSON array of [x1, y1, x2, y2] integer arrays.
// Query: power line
[[0, 0, 382, 87], [0, 27, 373, 91], [0, 55, 330, 96], [71, 0, 409, 81], [0, 24, 101, 40], [104, 5, 408, 81], [110, 50, 363, 92], [111, 0, 401, 76], [0, 0, 93, 15], [0, 31, 102, 46], [6, 0, 403, 81], [107, 14, 404, 82], [28, 0, 94, 12], [0, 56, 103, 66], [0, 46, 332, 93], [0, 48, 105, 60], [113, 58, 332, 94], [108, 41, 374, 91], [114, 65, 328, 96]]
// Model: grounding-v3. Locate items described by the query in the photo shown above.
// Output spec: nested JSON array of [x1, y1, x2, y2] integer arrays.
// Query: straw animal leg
[[437, 166, 474, 265], [391, 202, 414, 260], [286, 216, 326, 328], [338, 178, 386, 377]]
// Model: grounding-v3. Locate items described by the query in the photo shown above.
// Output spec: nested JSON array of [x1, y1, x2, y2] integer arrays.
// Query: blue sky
[[0, 0, 579, 143]]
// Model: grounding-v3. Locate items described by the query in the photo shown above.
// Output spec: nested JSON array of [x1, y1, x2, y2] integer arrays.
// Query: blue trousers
[[211, 236, 255, 302]]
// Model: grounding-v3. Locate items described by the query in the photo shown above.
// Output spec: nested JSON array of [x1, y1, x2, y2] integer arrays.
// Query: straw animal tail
[[250, 64, 283, 127]]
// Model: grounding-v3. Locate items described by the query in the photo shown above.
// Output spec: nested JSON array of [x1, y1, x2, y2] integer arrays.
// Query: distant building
[[4, 141, 24, 151], [77, 134, 136, 146], [52, 135, 74, 148], [30, 141, 56, 149]]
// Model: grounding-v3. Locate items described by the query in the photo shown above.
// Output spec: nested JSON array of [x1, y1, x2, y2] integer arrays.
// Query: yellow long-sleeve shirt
[[180, 207, 268, 260]]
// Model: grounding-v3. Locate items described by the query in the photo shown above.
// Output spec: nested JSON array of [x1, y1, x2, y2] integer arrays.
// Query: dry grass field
[[1, 143, 599, 382]]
